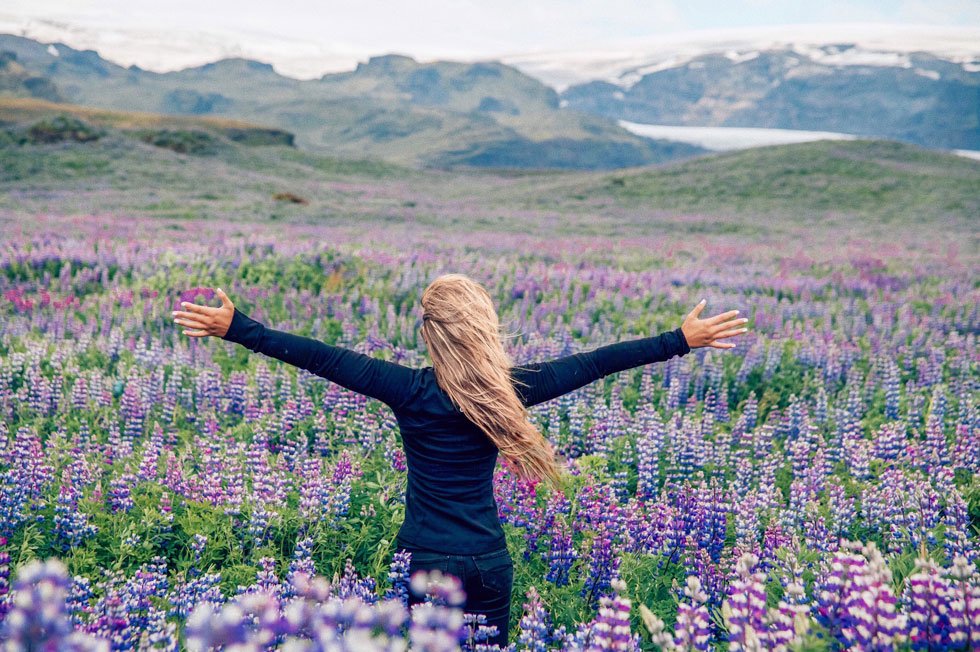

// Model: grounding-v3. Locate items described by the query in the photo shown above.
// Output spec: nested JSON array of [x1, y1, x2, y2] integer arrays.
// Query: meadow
[[0, 122, 978, 650]]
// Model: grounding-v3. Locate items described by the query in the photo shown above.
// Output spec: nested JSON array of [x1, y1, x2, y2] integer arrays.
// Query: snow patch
[[724, 50, 759, 64], [791, 44, 912, 68], [46, 44, 58, 57], [612, 91, 625, 100], [618, 120, 859, 151], [612, 57, 687, 88], [914, 68, 940, 81]]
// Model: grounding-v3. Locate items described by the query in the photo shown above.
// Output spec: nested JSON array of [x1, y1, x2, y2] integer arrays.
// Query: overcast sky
[[3, 1, 979, 78]]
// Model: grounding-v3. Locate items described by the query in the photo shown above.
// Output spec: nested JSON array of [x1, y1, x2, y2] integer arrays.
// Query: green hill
[[2, 106, 976, 240], [569, 139, 980, 224], [0, 97, 294, 145]]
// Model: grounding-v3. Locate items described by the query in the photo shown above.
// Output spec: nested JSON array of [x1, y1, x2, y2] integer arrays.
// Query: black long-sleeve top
[[222, 307, 691, 554]]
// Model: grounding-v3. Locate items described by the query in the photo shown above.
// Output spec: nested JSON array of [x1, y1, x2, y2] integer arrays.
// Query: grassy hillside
[[568, 139, 980, 224], [1, 107, 976, 246], [0, 97, 294, 145]]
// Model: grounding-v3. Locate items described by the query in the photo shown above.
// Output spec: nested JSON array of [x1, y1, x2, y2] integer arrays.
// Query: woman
[[172, 274, 748, 647]]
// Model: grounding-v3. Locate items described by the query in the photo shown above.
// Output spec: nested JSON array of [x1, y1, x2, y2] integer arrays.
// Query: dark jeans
[[398, 545, 514, 648]]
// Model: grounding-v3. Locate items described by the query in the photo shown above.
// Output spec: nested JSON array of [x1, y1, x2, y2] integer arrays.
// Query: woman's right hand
[[680, 299, 749, 349], [172, 288, 235, 338]]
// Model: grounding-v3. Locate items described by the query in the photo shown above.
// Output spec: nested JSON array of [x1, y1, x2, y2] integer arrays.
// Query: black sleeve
[[510, 327, 690, 407], [221, 307, 416, 410]]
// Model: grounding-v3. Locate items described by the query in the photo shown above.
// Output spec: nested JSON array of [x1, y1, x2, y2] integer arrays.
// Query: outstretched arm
[[172, 289, 415, 410], [511, 328, 689, 407], [511, 299, 749, 407]]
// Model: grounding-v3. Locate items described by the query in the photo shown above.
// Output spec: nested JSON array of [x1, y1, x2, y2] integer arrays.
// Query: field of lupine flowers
[[0, 210, 977, 651]]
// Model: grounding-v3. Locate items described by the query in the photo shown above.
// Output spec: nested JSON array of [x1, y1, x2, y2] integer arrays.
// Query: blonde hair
[[420, 273, 563, 489]]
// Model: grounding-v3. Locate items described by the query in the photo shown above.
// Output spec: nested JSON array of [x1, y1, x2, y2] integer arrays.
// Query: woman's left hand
[[172, 288, 235, 338]]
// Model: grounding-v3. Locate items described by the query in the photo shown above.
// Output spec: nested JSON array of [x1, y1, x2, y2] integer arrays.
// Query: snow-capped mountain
[[499, 23, 980, 92], [500, 24, 980, 151]]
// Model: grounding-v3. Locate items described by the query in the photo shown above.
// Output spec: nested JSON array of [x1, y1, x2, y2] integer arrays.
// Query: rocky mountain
[[0, 34, 704, 169], [555, 44, 979, 150], [0, 49, 61, 102]]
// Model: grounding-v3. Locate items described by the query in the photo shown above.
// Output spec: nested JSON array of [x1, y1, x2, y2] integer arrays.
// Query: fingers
[[687, 299, 707, 320], [708, 340, 736, 349], [712, 318, 749, 336], [180, 301, 217, 316], [172, 311, 208, 322], [713, 317, 749, 331], [707, 309, 740, 325], [216, 287, 232, 307], [713, 327, 749, 339], [174, 316, 209, 330], [182, 329, 209, 337]]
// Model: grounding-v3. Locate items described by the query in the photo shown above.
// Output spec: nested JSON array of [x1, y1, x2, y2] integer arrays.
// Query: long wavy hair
[[420, 273, 562, 489]]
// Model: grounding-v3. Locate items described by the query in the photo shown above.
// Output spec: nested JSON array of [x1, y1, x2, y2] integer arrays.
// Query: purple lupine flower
[[732, 490, 760, 547], [332, 557, 378, 605], [0, 535, 9, 620], [1, 426, 54, 537], [581, 525, 620, 610], [120, 376, 145, 443], [673, 576, 712, 651], [903, 556, 956, 650], [107, 473, 135, 513], [246, 502, 276, 550], [684, 539, 725, 612], [53, 473, 99, 551], [409, 600, 468, 652], [769, 552, 809, 649], [588, 577, 636, 651], [945, 555, 980, 648], [523, 494, 556, 563], [384, 434, 408, 472], [461, 612, 501, 651], [882, 356, 901, 420], [516, 585, 551, 652], [189, 533, 207, 572], [67, 574, 95, 628], [1, 558, 108, 651], [942, 489, 977, 565], [872, 421, 905, 462], [184, 598, 264, 651], [545, 516, 577, 587], [251, 556, 282, 602], [826, 482, 856, 540], [635, 404, 664, 500], [168, 572, 224, 622], [384, 549, 412, 606], [722, 553, 768, 650], [814, 540, 908, 649], [284, 535, 317, 599], [137, 423, 164, 482], [177, 287, 215, 307]]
